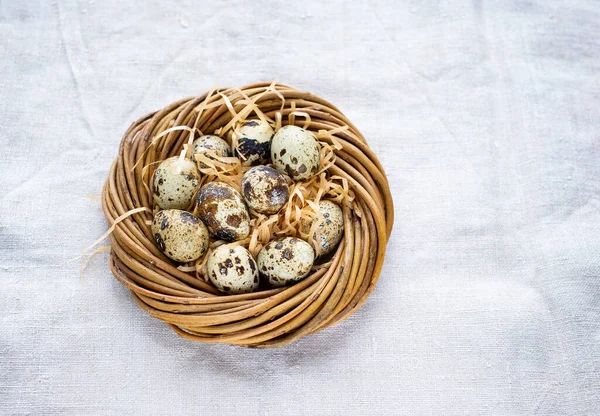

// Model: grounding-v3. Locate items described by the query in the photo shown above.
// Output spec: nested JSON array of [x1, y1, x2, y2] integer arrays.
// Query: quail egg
[[196, 182, 250, 241], [152, 156, 200, 210], [192, 135, 231, 169], [301, 200, 344, 256], [241, 166, 289, 215], [207, 244, 259, 294], [235, 119, 274, 166], [271, 125, 320, 181], [257, 237, 315, 287], [151, 209, 209, 263]]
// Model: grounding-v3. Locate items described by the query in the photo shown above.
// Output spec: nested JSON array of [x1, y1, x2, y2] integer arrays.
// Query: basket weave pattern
[[103, 82, 394, 348]]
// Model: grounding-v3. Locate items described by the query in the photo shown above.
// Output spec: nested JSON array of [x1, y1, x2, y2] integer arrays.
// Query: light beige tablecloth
[[1, 0, 599, 414]]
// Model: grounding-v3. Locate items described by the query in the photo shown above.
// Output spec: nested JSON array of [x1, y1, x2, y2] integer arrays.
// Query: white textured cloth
[[1, 0, 599, 414]]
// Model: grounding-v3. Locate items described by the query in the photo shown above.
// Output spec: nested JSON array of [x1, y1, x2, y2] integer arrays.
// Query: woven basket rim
[[102, 81, 394, 348]]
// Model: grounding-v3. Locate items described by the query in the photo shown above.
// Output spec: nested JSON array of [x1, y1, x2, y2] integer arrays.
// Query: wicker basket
[[102, 82, 394, 348]]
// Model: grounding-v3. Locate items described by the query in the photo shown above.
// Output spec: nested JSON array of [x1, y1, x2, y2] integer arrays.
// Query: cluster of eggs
[[150, 120, 344, 294]]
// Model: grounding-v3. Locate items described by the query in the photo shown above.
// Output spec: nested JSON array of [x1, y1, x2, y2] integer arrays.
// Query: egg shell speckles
[[195, 182, 250, 241], [152, 157, 200, 210], [192, 135, 231, 169], [151, 210, 209, 263], [207, 244, 259, 294], [257, 237, 315, 287], [241, 166, 290, 215], [235, 120, 274, 166], [271, 125, 320, 181], [302, 200, 344, 256]]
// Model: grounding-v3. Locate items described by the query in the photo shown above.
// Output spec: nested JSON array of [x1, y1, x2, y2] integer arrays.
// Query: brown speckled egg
[[207, 244, 259, 294], [301, 200, 344, 256], [271, 125, 320, 181], [235, 119, 274, 166], [241, 166, 289, 215], [195, 182, 250, 241], [151, 210, 209, 263], [152, 157, 200, 210], [257, 237, 315, 287], [192, 135, 231, 169]]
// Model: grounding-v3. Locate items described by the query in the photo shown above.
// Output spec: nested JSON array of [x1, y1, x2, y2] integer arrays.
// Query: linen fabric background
[[1, 0, 599, 414]]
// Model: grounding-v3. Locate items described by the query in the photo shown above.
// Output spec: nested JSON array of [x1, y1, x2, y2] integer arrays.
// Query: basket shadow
[[148, 311, 369, 379]]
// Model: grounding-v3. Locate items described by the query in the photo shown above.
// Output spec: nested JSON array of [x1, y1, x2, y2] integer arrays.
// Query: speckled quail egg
[[192, 135, 231, 169], [301, 200, 344, 256], [235, 119, 274, 166], [152, 156, 200, 210], [207, 244, 259, 294], [271, 125, 320, 181], [241, 166, 289, 215], [257, 237, 315, 287], [151, 210, 209, 263], [195, 182, 250, 241]]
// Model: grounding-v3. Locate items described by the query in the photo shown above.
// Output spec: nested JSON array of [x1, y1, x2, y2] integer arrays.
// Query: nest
[[102, 81, 394, 348]]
